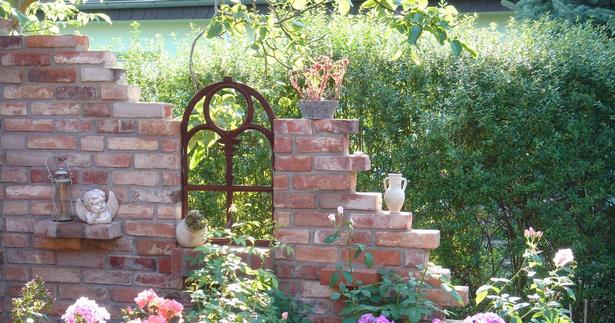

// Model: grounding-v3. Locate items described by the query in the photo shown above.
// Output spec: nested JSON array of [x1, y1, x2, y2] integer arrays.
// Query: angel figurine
[[76, 189, 119, 224]]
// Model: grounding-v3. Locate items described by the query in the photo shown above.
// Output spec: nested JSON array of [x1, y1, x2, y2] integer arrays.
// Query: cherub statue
[[76, 189, 119, 224]]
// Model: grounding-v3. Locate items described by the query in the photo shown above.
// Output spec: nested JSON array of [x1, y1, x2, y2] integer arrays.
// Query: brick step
[[54, 51, 116, 67], [320, 192, 382, 212], [291, 210, 411, 230], [26, 35, 89, 50], [424, 285, 469, 307], [33, 220, 121, 240], [81, 67, 127, 84], [314, 154, 370, 171], [274, 119, 359, 135], [375, 229, 440, 249], [112, 102, 173, 119]]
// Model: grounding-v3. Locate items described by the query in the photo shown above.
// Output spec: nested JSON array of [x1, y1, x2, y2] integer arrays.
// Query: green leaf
[[329, 271, 340, 288], [475, 289, 488, 305], [291, 0, 307, 10], [461, 41, 478, 57], [364, 252, 374, 268], [324, 233, 338, 244], [206, 20, 224, 38], [361, 0, 378, 9], [330, 292, 341, 300], [450, 39, 462, 57], [336, 0, 352, 15], [343, 271, 353, 284], [407, 25, 422, 45]]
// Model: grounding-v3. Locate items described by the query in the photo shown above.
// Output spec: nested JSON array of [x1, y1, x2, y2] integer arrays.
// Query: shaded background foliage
[[119, 16, 615, 321]]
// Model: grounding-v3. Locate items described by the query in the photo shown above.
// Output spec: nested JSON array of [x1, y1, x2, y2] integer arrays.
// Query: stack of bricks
[[0, 33, 182, 319], [271, 119, 468, 321]]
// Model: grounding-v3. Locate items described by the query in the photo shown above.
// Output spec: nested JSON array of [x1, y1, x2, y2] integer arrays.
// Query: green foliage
[[185, 225, 307, 322], [0, 0, 111, 35], [502, 0, 615, 25], [120, 15, 615, 322], [476, 229, 576, 322], [11, 277, 54, 323]]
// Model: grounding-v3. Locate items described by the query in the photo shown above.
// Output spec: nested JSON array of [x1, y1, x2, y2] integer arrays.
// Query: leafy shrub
[[119, 15, 615, 321], [11, 277, 53, 323]]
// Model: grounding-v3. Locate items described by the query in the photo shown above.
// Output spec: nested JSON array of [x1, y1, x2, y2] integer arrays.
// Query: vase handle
[[383, 177, 389, 190], [401, 178, 407, 191]]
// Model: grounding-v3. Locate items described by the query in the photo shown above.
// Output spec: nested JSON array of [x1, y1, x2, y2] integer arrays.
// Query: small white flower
[[337, 206, 344, 215], [328, 213, 336, 222], [553, 248, 574, 268]]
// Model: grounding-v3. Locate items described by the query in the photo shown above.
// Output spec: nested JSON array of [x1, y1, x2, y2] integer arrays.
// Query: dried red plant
[[290, 56, 349, 101]]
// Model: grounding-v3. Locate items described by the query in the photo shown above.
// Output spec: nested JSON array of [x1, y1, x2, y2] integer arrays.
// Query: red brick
[[56, 86, 96, 99], [117, 204, 155, 219], [3, 265, 30, 281], [274, 211, 290, 227], [5, 185, 51, 199], [29, 169, 49, 183], [108, 137, 158, 151], [25, 35, 88, 49], [82, 103, 111, 116], [161, 172, 180, 186], [112, 102, 171, 118], [342, 249, 401, 266], [31, 201, 53, 214], [1, 52, 49, 65], [157, 205, 180, 219], [125, 221, 175, 238], [274, 192, 317, 209], [138, 120, 181, 136], [275, 228, 310, 244], [292, 174, 356, 190], [134, 273, 182, 288], [134, 153, 179, 169], [4, 85, 54, 99], [57, 252, 105, 268], [2, 232, 30, 247], [5, 217, 35, 232], [59, 285, 108, 301], [313, 119, 359, 134], [54, 51, 115, 65], [112, 170, 160, 186], [0, 102, 27, 115], [94, 153, 132, 167], [6, 151, 89, 167], [319, 192, 382, 211], [81, 170, 108, 185], [158, 257, 172, 273], [273, 175, 289, 189], [84, 270, 131, 285], [136, 239, 177, 256], [350, 212, 412, 230], [0, 68, 24, 83], [273, 119, 312, 134], [0, 36, 23, 49], [81, 67, 125, 82], [300, 280, 331, 298], [293, 210, 333, 227], [101, 84, 140, 100], [54, 119, 92, 132], [27, 135, 76, 149], [81, 237, 134, 253], [274, 137, 292, 153], [424, 286, 469, 307], [375, 230, 440, 249], [275, 156, 311, 171], [296, 137, 348, 153], [2, 201, 29, 215], [5, 249, 55, 264], [161, 139, 180, 152], [320, 267, 379, 287], [314, 155, 371, 171], [1, 167, 28, 183], [80, 136, 104, 151], [31, 102, 80, 115], [0, 134, 25, 149], [110, 287, 142, 303], [313, 229, 371, 245], [131, 189, 180, 203], [32, 267, 81, 283], [96, 119, 136, 133], [109, 255, 156, 271], [295, 246, 337, 262], [28, 67, 76, 82], [33, 237, 81, 250], [404, 249, 429, 267]]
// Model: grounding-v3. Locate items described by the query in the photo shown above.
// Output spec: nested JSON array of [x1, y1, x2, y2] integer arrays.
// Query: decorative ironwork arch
[[180, 77, 275, 228]]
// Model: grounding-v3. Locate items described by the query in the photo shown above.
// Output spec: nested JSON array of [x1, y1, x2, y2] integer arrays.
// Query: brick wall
[[0, 34, 182, 320], [0, 32, 467, 322]]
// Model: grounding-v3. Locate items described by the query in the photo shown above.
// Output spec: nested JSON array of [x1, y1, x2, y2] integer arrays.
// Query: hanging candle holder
[[45, 154, 74, 222]]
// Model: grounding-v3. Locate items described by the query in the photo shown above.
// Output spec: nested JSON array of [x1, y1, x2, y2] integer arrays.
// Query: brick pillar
[[272, 119, 468, 320], [0, 34, 182, 320]]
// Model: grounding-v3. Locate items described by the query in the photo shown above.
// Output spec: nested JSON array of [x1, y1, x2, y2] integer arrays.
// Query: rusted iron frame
[[181, 77, 275, 240]]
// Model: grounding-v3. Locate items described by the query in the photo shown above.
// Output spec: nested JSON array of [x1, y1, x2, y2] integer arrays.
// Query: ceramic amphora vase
[[383, 173, 407, 214]]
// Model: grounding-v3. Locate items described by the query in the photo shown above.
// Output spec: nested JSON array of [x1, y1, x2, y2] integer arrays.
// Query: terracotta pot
[[299, 100, 338, 119], [176, 219, 207, 247]]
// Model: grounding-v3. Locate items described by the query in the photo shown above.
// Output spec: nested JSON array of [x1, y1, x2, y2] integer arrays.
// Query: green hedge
[[119, 17, 615, 321]]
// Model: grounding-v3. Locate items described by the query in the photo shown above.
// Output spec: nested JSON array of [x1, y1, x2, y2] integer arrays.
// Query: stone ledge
[[34, 219, 122, 240]]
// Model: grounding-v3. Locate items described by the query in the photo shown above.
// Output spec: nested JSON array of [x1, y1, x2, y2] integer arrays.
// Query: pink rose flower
[[553, 248, 574, 268], [157, 299, 184, 320], [143, 315, 166, 323], [135, 289, 158, 309], [282, 312, 288, 320]]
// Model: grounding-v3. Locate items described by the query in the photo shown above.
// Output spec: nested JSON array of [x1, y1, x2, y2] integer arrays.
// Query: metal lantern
[[45, 155, 74, 222]]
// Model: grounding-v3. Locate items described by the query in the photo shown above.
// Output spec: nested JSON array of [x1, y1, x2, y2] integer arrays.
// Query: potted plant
[[290, 56, 349, 119], [176, 209, 208, 248]]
